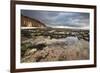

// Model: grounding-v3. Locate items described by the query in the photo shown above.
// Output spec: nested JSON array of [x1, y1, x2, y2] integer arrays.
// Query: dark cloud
[[21, 10, 89, 27]]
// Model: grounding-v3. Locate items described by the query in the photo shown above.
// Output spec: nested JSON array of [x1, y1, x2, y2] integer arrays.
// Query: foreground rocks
[[21, 36, 89, 63]]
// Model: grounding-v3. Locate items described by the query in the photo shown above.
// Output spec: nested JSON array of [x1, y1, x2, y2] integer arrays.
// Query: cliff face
[[21, 15, 46, 27]]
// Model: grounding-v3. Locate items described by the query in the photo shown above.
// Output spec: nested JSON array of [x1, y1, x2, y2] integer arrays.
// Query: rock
[[21, 30, 89, 62], [79, 39, 89, 49], [64, 46, 81, 60], [24, 48, 37, 56]]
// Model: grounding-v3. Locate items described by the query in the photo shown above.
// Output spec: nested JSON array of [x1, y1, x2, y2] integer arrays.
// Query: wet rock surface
[[21, 29, 89, 62]]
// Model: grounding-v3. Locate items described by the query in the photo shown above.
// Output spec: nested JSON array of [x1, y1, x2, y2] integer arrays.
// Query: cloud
[[21, 10, 89, 27]]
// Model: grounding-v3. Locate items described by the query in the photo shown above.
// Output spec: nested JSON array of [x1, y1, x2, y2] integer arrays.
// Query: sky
[[21, 10, 90, 28]]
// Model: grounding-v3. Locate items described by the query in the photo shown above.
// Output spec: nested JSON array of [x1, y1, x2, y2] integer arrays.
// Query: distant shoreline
[[21, 27, 89, 31]]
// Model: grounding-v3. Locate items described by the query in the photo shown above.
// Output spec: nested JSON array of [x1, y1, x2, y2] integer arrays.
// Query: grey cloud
[[21, 10, 89, 27]]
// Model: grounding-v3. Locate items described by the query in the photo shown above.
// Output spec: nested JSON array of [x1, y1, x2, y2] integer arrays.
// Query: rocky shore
[[21, 29, 89, 62]]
